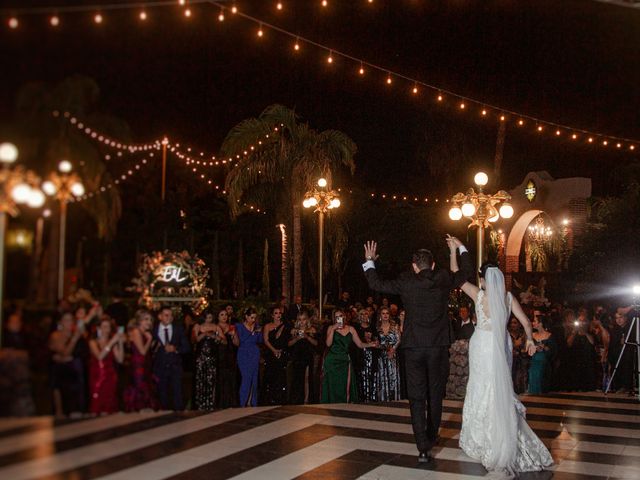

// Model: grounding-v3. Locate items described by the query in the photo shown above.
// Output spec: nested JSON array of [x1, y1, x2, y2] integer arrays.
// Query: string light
[[412, 84, 418, 94], [9, 1, 639, 154], [218, 10, 224, 21], [294, 38, 300, 51]]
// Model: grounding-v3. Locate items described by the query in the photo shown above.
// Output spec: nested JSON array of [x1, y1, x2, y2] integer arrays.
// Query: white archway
[[505, 209, 543, 272]]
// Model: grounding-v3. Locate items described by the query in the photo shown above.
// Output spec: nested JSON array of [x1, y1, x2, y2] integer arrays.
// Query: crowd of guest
[[0, 290, 637, 417]]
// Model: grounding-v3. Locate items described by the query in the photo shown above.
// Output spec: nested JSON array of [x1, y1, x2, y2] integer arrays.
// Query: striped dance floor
[[0, 392, 638, 479]]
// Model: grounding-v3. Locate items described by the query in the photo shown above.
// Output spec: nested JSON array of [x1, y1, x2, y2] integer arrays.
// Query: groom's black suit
[[364, 250, 473, 452]]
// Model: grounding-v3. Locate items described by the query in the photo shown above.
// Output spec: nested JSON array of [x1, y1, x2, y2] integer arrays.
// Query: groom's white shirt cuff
[[363, 246, 468, 271], [362, 260, 375, 271]]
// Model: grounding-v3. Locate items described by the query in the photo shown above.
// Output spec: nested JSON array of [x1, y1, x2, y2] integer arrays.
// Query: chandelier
[[528, 216, 553, 245]]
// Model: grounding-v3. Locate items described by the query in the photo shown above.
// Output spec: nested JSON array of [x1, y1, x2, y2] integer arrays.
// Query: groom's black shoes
[[418, 451, 433, 463]]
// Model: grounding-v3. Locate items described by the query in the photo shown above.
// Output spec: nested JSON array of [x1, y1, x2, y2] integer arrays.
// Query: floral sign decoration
[[131, 251, 211, 313]]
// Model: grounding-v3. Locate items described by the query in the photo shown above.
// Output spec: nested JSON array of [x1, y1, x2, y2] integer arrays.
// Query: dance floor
[[0, 392, 638, 479]]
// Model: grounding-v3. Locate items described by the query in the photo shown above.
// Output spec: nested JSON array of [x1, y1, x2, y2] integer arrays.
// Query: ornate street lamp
[[448, 171, 514, 274], [42, 160, 85, 300], [0, 142, 44, 344], [303, 177, 341, 323]]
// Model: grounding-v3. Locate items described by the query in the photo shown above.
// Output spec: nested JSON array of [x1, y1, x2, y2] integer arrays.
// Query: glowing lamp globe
[[330, 198, 341, 209], [58, 160, 72, 173], [11, 183, 32, 204], [488, 211, 500, 223], [307, 196, 318, 207], [70, 182, 85, 197], [27, 189, 45, 208], [43, 208, 52, 218], [0, 142, 18, 163], [42, 181, 57, 196], [449, 207, 463, 221], [317, 178, 327, 188], [499, 203, 514, 219], [461, 202, 476, 217], [474, 172, 489, 187]]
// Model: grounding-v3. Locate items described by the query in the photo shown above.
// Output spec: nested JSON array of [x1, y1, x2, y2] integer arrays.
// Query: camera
[[298, 328, 305, 337], [336, 317, 344, 328]]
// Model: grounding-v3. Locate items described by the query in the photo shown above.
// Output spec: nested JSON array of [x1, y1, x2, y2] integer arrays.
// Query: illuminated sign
[[525, 179, 537, 203], [157, 265, 189, 283]]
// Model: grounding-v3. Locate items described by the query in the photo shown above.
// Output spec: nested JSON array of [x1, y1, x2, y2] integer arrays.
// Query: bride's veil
[[484, 266, 518, 473]]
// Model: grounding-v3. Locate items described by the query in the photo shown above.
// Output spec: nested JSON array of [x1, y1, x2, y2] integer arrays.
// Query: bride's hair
[[478, 261, 500, 278]]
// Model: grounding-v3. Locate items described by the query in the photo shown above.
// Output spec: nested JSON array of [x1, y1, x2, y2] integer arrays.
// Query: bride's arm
[[447, 235, 480, 302], [510, 297, 536, 355]]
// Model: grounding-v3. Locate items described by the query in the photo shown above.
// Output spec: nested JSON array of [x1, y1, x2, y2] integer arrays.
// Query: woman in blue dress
[[528, 314, 556, 394], [232, 307, 263, 406]]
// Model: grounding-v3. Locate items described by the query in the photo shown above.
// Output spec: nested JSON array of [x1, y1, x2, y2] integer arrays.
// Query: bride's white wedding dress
[[459, 289, 553, 475]]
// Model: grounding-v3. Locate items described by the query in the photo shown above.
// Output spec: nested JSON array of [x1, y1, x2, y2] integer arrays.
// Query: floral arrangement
[[130, 250, 212, 313], [516, 277, 551, 307]]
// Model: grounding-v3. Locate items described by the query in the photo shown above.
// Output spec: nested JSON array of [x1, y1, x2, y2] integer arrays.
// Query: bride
[[447, 236, 553, 476]]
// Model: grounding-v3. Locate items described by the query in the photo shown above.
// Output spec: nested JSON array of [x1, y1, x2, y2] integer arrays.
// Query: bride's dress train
[[459, 290, 553, 475]]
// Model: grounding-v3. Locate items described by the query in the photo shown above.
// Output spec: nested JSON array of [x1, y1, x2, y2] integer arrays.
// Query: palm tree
[[222, 105, 356, 299]]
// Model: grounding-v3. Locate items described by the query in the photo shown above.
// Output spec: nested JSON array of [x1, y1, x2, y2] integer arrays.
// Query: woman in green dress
[[322, 309, 377, 403]]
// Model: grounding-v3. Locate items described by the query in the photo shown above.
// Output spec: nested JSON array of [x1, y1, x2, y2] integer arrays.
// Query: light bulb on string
[[412, 84, 418, 94], [359, 64, 365, 75], [294, 38, 300, 51], [518, 119, 524, 126], [50, 16, 60, 27], [231, 5, 238, 14], [139, 11, 147, 21], [500, 115, 506, 121], [218, 10, 225, 21], [8, 17, 18, 29], [386, 75, 392, 85], [184, 8, 192, 18], [537, 125, 543, 132], [327, 51, 333, 63], [437, 94, 443, 102], [459, 102, 465, 109], [571, 133, 577, 140], [556, 129, 561, 136], [322, 0, 328, 7], [481, 109, 487, 116], [257, 24, 263, 37], [94, 13, 103, 24], [277, 2, 283, 10]]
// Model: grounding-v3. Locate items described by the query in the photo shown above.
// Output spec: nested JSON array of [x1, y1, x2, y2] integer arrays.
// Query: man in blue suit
[[153, 306, 190, 410]]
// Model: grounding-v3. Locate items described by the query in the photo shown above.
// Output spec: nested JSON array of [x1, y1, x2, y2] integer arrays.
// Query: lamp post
[[0, 142, 45, 345], [42, 161, 85, 301], [448, 171, 514, 274], [303, 178, 341, 323]]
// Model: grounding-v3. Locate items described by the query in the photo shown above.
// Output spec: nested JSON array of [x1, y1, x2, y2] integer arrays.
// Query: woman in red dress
[[124, 309, 158, 411], [89, 316, 124, 414]]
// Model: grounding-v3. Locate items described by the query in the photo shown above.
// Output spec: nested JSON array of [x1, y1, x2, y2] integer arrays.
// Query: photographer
[[566, 310, 596, 391]]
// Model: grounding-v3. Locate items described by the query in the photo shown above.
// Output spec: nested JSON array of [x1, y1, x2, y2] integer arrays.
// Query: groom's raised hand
[[364, 241, 379, 262]]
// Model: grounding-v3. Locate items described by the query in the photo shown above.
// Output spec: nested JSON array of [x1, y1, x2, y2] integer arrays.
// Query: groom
[[362, 238, 473, 462]]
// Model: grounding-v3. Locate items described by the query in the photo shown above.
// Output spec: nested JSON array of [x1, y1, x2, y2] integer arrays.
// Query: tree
[[6, 75, 126, 302], [222, 105, 356, 299]]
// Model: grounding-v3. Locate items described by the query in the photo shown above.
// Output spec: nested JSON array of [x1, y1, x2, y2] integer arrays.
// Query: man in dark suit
[[287, 294, 305, 324], [152, 306, 190, 410], [363, 237, 473, 462], [453, 305, 475, 341]]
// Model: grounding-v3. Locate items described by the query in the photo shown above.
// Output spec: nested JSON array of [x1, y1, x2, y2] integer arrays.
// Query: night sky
[[2, 0, 639, 199]]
